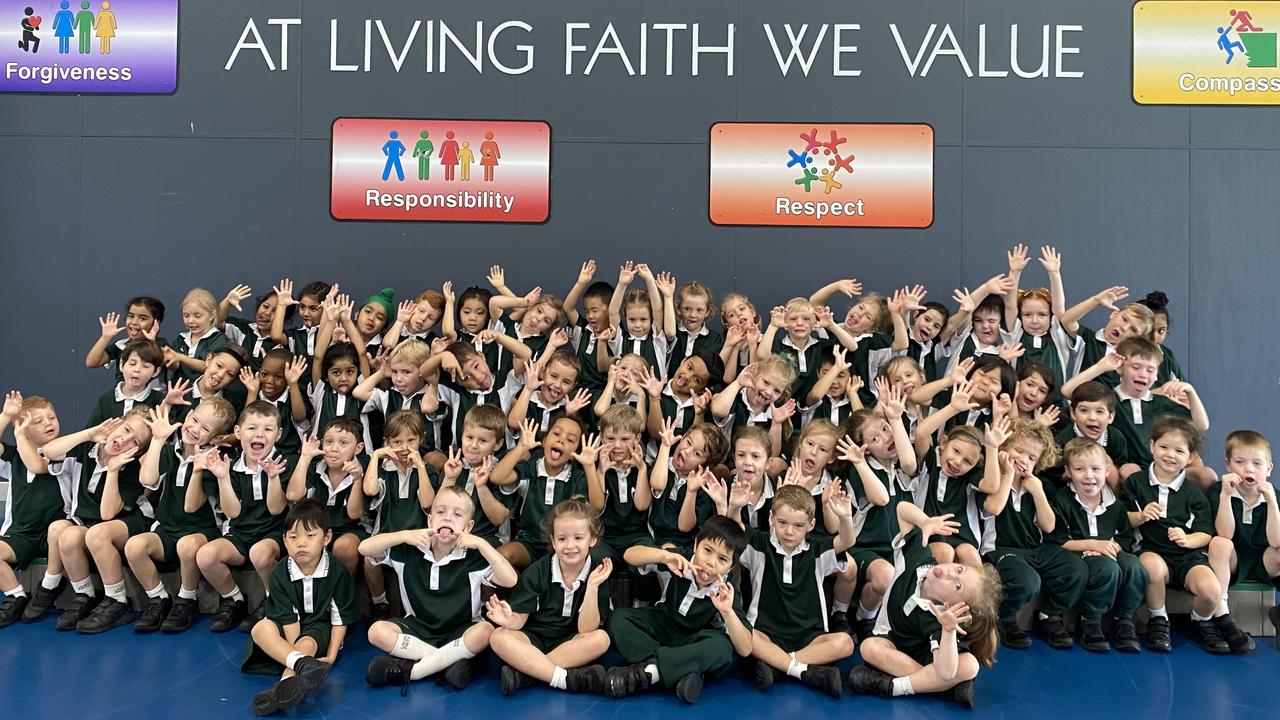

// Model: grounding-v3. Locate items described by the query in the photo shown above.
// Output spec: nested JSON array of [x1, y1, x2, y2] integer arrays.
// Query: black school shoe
[[77, 597, 135, 634], [372, 601, 391, 621], [240, 603, 265, 633], [1145, 615, 1172, 652], [999, 617, 1032, 649], [21, 581, 63, 623], [366, 656, 414, 696], [55, 593, 99, 631], [1188, 619, 1231, 654], [1213, 614, 1255, 655], [674, 672, 703, 704], [606, 663, 653, 699], [1079, 618, 1110, 653], [828, 610, 852, 635], [1270, 606, 1280, 651], [1112, 618, 1141, 653], [210, 597, 246, 633], [801, 665, 843, 698], [0, 595, 29, 628], [754, 660, 775, 691], [566, 665, 607, 694], [134, 597, 172, 634], [945, 679, 976, 709], [162, 598, 198, 633], [253, 676, 307, 717], [1035, 615, 1074, 649], [853, 617, 878, 642], [500, 666, 534, 696], [846, 664, 893, 698], [440, 658, 473, 689]]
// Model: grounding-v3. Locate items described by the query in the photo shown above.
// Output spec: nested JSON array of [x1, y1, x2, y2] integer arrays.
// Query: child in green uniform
[[487, 499, 613, 696], [648, 420, 728, 547], [0, 394, 65, 627], [1207, 431, 1280, 650], [724, 427, 773, 533], [1137, 291, 1185, 386], [168, 344, 248, 425], [240, 348, 309, 458], [979, 417, 1086, 650], [36, 409, 154, 632], [268, 279, 331, 371], [362, 410, 436, 616], [1060, 285, 1153, 385], [126, 399, 237, 634], [354, 339, 436, 452], [1122, 418, 1246, 654], [606, 516, 754, 704], [361, 486, 519, 693], [166, 288, 229, 383], [306, 293, 370, 435], [638, 351, 716, 441], [911, 402, 986, 568], [665, 281, 724, 379], [1064, 337, 1211, 488], [1047, 381, 1135, 487], [759, 298, 858, 405], [1001, 245, 1078, 390], [847, 502, 1003, 709], [422, 336, 530, 446], [85, 339, 165, 427], [711, 357, 798, 477], [195, 401, 292, 633], [493, 415, 601, 570], [245, 500, 360, 716], [1051, 438, 1148, 653], [288, 417, 368, 582], [219, 286, 283, 370], [593, 405, 652, 558], [737, 484, 857, 698], [507, 349, 591, 444], [802, 347, 862, 430], [607, 262, 671, 380], [562, 261, 613, 395], [84, 296, 167, 389], [832, 388, 920, 640], [432, 405, 517, 546]]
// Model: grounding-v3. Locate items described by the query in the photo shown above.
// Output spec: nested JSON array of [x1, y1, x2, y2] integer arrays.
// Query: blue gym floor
[[2, 616, 1277, 719]]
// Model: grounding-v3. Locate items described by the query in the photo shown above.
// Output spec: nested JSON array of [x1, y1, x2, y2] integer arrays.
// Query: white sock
[[221, 587, 244, 602], [178, 586, 199, 600], [644, 664, 660, 684], [1191, 609, 1213, 622], [892, 676, 915, 696], [832, 601, 850, 613], [1149, 606, 1168, 619], [550, 666, 568, 690], [146, 583, 169, 600], [786, 655, 808, 679], [5, 586, 27, 599], [856, 602, 878, 620], [410, 637, 475, 681], [1218, 593, 1230, 616], [1037, 612, 1049, 621], [372, 592, 388, 605], [104, 581, 127, 603], [392, 633, 437, 661], [71, 577, 96, 596], [41, 572, 64, 591], [285, 651, 304, 671]]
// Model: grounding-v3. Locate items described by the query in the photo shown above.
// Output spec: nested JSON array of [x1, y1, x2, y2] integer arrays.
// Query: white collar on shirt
[[287, 550, 332, 580]]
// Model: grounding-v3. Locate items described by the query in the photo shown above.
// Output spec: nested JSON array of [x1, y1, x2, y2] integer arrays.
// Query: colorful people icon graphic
[[794, 167, 819, 192], [75, 0, 94, 55], [412, 131, 434, 181], [458, 141, 474, 182], [95, 1, 116, 54], [1218, 24, 1246, 63], [19, 6, 40, 53], [1230, 8, 1263, 31], [382, 130, 406, 182], [786, 149, 812, 169], [479, 131, 501, 182], [439, 130, 460, 181], [818, 168, 843, 195], [52, 1, 75, 54]]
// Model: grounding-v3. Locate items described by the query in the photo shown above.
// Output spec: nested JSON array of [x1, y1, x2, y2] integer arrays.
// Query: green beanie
[[362, 288, 395, 319]]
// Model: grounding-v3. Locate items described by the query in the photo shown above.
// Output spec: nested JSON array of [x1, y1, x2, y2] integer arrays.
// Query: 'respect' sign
[[708, 122, 933, 228], [331, 118, 551, 223], [1134, 1, 1280, 104], [1, 0, 177, 93]]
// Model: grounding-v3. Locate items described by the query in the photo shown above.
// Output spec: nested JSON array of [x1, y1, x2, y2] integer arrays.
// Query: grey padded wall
[[0, 0, 1275, 454]]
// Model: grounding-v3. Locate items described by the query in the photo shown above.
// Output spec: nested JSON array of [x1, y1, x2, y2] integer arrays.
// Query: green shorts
[[1157, 550, 1211, 591], [522, 628, 574, 654], [0, 532, 46, 570], [388, 615, 468, 648], [240, 622, 333, 676], [74, 513, 153, 537], [328, 527, 370, 547], [848, 546, 893, 582], [155, 528, 221, 565], [755, 624, 823, 653], [1231, 549, 1278, 586], [224, 530, 285, 562], [513, 535, 548, 563]]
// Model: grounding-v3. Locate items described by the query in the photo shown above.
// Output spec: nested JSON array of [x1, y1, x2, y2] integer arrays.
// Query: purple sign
[[1, 0, 176, 93]]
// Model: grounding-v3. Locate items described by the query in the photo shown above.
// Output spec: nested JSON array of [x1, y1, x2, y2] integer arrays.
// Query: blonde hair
[[193, 397, 236, 435], [1061, 437, 1107, 466], [733, 426, 772, 457], [1225, 429, 1272, 463], [858, 294, 893, 334], [599, 404, 644, 436], [181, 288, 218, 318], [678, 281, 713, 307], [19, 396, 54, 416], [783, 297, 815, 317], [1004, 417, 1060, 471], [798, 418, 840, 446], [772, 484, 815, 519], [1118, 303, 1156, 340], [388, 338, 431, 368], [719, 292, 759, 327], [756, 355, 799, 389], [881, 355, 924, 381], [965, 564, 1004, 667]]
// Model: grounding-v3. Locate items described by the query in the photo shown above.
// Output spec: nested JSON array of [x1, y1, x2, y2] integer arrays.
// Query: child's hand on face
[[472, 457, 494, 488], [595, 325, 617, 344], [629, 441, 645, 470], [106, 447, 138, 472], [273, 279, 297, 307], [997, 450, 1013, 476], [565, 389, 593, 417], [837, 435, 867, 466], [572, 434, 601, 466], [663, 550, 692, 577], [1007, 244, 1030, 273], [442, 449, 463, 483], [1140, 501, 1164, 523], [1039, 245, 1062, 273], [1022, 474, 1043, 496], [455, 531, 483, 550], [1100, 352, 1125, 374], [521, 286, 542, 309], [1167, 527, 1188, 547], [587, 557, 613, 588], [655, 272, 676, 298], [224, 284, 252, 312], [931, 602, 971, 635], [724, 325, 745, 349], [239, 367, 259, 398], [396, 299, 416, 324], [577, 259, 597, 284], [1259, 480, 1277, 502], [1220, 472, 1241, 494], [300, 435, 322, 459], [769, 306, 787, 329], [485, 595, 515, 628], [709, 578, 735, 614], [771, 398, 797, 424], [263, 454, 288, 480], [99, 312, 122, 339], [518, 418, 540, 452], [89, 417, 125, 444]]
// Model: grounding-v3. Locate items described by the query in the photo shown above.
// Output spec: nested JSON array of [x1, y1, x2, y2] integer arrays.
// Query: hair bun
[[1141, 291, 1169, 311]]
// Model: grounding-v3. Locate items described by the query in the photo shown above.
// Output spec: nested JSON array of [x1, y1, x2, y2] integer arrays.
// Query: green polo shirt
[[601, 466, 652, 546], [849, 459, 922, 551], [1075, 326, 1119, 387], [648, 471, 715, 547], [571, 317, 609, 391], [1107, 390, 1190, 467], [658, 384, 699, 434], [1051, 424, 1131, 478], [303, 458, 365, 536], [509, 546, 612, 643], [1121, 468, 1212, 557], [376, 542, 494, 637], [1208, 482, 1272, 556], [641, 545, 751, 634], [1050, 484, 1128, 544], [256, 389, 306, 458], [920, 449, 984, 546], [307, 383, 361, 439], [871, 528, 968, 663], [170, 328, 229, 383], [86, 383, 164, 428], [512, 457, 588, 544], [225, 451, 293, 539], [978, 482, 1045, 554], [436, 376, 515, 450], [666, 324, 724, 378], [849, 331, 895, 406], [771, 333, 831, 402], [739, 528, 845, 639], [151, 439, 219, 537], [264, 551, 360, 629], [56, 442, 145, 526], [370, 459, 436, 534], [224, 316, 278, 369], [0, 444, 67, 541], [431, 460, 521, 544]]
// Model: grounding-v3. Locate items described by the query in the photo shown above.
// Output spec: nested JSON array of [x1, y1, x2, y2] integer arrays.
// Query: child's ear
[[354, 442, 365, 456], [148, 365, 163, 380], [234, 425, 243, 440], [463, 518, 476, 534], [323, 530, 333, 546]]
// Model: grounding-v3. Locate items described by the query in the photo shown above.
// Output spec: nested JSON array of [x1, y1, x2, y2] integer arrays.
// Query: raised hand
[[949, 357, 976, 386], [709, 578, 735, 613], [565, 389, 593, 417], [825, 483, 854, 519], [836, 278, 862, 298], [146, 406, 179, 440], [921, 513, 961, 543], [997, 343, 1025, 363], [485, 596, 515, 628], [442, 281, 456, 305], [930, 601, 971, 635], [814, 305, 835, 327], [205, 450, 231, 478], [224, 284, 252, 312], [953, 288, 976, 315], [274, 278, 297, 307], [396, 299, 416, 324], [837, 435, 868, 465], [658, 417, 679, 447], [284, 355, 308, 385], [1, 390, 22, 419], [617, 261, 637, 285], [1039, 246, 1062, 273], [655, 272, 676, 298], [984, 415, 1011, 448], [1007, 244, 1030, 273], [1095, 286, 1130, 312], [472, 457, 494, 488], [736, 362, 759, 389], [522, 286, 542, 307], [587, 557, 613, 587], [300, 434, 322, 459], [106, 447, 138, 472], [99, 312, 122, 339], [984, 274, 1016, 296], [547, 327, 570, 350], [262, 454, 288, 480], [949, 379, 978, 413], [572, 433, 601, 466], [89, 417, 124, 444], [239, 367, 259, 398], [577, 259, 597, 284], [701, 471, 728, 508], [771, 398, 797, 424], [637, 366, 664, 398], [769, 306, 787, 329], [1033, 405, 1060, 427], [517, 418, 540, 451], [442, 448, 463, 483], [846, 374, 864, 398], [993, 393, 1014, 418], [487, 265, 506, 289]]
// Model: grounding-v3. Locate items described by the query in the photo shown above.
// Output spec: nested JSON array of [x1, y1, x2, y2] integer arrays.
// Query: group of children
[[0, 247, 1276, 714]]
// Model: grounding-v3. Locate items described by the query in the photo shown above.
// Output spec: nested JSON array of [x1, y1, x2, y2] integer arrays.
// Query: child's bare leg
[[857, 559, 893, 618], [176, 535, 209, 594], [251, 620, 310, 678], [1185, 565, 1221, 618], [124, 533, 166, 589], [0, 543, 19, 593], [197, 538, 245, 595], [1139, 552, 1168, 610], [1207, 537, 1236, 617], [954, 543, 983, 568], [833, 563, 857, 608], [249, 539, 281, 588], [84, 521, 130, 587], [43, 520, 72, 580], [795, 632, 857, 665], [492, 628, 610, 682], [58, 525, 91, 583], [331, 534, 361, 579], [365, 558, 387, 601], [497, 543, 531, 572], [1264, 547, 1280, 577], [929, 542, 955, 565]]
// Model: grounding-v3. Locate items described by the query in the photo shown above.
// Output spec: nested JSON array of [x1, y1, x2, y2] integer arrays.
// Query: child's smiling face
[[458, 297, 488, 335], [255, 295, 279, 332], [257, 355, 287, 399], [124, 303, 157, 339], [182, 303, 213, 336], [583, 297, 609, 332], [541, 417, 582, 471]]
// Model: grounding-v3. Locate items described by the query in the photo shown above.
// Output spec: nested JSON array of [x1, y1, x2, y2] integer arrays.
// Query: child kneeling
[[243, 500, 360, 716]]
